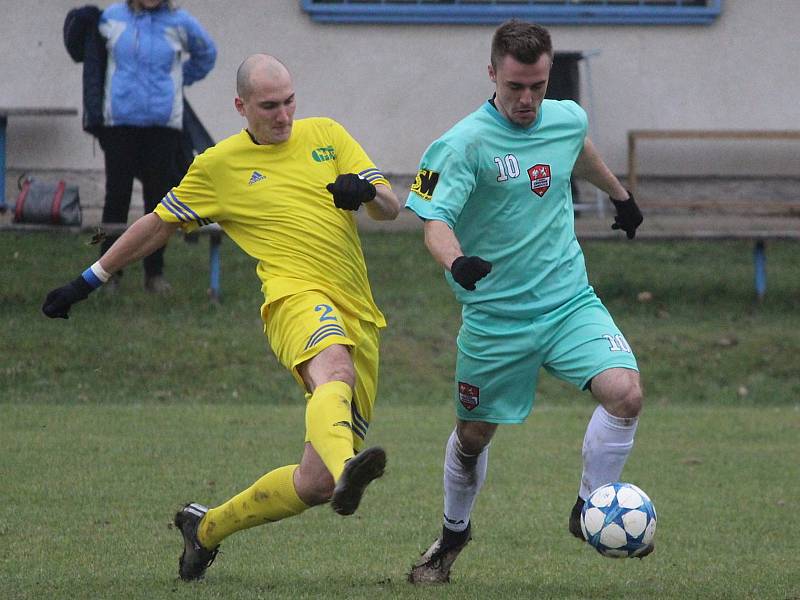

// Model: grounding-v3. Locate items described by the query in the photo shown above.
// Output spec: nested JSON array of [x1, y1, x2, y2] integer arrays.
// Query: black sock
[[442, 522, 471, 548]]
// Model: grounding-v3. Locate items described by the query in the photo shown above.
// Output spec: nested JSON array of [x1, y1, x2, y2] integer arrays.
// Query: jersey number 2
[[315, 304, 338, 322]]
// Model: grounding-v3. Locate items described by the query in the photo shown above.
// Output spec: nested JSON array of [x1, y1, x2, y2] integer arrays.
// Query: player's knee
[[300, 345, 356, 390], [326, 364, 355, 388], [615, 379, 643, 418], [456, 422, 495, 455]]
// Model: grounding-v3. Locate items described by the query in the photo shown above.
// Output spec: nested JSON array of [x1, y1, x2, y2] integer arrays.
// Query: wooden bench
[[622, 129, 800, 300]]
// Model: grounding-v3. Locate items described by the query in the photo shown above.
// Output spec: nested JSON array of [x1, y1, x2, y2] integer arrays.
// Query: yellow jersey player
[[42, 54, 400, 581]]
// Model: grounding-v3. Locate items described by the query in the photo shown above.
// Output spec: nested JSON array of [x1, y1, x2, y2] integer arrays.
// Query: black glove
[[610, 192, 643, 239], [450, 256, 493, 291], [326, 174, 377, 211], [42, 276, 94, 319]]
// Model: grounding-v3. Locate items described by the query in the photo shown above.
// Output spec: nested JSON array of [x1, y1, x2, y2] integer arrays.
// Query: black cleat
[[174, 503, 219, 581], [408, 525, 472, 584], [569, 496, 586, 541], [570, 496, 655, 558], [330, 446, 386, 516]]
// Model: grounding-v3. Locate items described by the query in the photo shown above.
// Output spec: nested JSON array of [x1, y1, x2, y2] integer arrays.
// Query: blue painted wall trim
[[301, 1, 722, 25]]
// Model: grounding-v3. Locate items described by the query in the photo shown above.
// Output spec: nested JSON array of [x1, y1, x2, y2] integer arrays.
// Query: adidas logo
[[248, 171, 266, 185]]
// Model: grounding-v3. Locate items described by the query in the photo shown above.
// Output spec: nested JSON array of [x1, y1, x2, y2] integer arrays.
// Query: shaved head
[[234, 53, 296, 144], [236, 54, 291, 100]]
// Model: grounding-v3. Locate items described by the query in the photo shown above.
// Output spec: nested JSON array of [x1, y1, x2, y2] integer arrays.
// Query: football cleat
[[569, 496, 586, 541], [408, 525, 471, 585], [174, 503, 219, 581], [331, 446, 386, 516], [570, 495, 653, 556]]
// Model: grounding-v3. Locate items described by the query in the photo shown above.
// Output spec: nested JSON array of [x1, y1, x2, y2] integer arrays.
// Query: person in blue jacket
[[97, 0, 216, 293]]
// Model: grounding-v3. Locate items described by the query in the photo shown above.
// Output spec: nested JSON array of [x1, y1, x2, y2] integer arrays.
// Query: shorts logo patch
[[410, 168, 440, 201], [527, 164, 551, 197], [458, 381, 480, 411]]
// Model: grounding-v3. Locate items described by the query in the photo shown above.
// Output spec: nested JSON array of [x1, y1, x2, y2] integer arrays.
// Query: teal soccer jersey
[[407, 99, 638, 422], [406, 99, 589, 319]]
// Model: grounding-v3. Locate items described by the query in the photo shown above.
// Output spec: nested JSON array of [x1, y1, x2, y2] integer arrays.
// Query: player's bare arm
[[42, 212, 179, 318], [364, 183, 400, 221], [573, 136, 629, 201], [574, 136, 643, 238], [423, 219, 464, 270], [424, 219, 491, 291], [98, 213, 179, 273]]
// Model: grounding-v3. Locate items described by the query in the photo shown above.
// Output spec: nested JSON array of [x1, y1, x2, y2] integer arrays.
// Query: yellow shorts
[[262, 290, 380, 450]]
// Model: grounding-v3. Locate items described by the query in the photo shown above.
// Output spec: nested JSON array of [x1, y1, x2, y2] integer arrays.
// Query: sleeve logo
[[410, 168, 440, 201]]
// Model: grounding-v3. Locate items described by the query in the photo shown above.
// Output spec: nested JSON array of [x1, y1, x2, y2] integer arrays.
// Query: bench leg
[[753, 240, 766, 302], [209, 230, 222, 303], [0, 115, 7, 212]]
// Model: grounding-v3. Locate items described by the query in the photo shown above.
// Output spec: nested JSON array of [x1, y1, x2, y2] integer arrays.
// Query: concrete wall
[[2, 0, 798, 182]]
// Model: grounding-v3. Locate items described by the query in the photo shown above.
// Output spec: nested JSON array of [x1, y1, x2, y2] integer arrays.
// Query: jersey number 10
[[494, 154, 521, 182]]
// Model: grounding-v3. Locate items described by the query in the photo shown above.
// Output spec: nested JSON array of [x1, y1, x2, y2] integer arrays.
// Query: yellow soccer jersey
[[154, 117, 390, 326]]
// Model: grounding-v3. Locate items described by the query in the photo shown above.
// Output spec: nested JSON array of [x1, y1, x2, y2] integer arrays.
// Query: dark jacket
[[63, 5, 106, 136]]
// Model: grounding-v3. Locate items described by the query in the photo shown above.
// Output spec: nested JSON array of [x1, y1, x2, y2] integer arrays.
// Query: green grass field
[[2, 231, 799, 599]]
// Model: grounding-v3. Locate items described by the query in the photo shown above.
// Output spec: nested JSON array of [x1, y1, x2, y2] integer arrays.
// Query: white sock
[[443, 428, 488, 533], [579, 405, 639, 500]]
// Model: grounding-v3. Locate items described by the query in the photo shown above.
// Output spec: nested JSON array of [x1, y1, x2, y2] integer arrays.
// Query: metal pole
[[753, 240, 766, 302], [581, 50, 605, 217], [208, 228, 222, 303], [0, 115, 7, 212]]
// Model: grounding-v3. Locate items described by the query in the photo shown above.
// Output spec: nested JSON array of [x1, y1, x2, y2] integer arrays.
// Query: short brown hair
[[491, 20, 553, 68]]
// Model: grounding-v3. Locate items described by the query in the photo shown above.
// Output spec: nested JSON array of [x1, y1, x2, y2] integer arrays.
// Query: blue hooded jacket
[[99, 2, 216, 129]]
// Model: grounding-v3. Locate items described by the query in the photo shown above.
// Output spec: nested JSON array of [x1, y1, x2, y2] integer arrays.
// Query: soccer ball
[[580, 482, 657, 558]]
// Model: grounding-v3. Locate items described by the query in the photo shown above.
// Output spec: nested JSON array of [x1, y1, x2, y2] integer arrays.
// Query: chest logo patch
[[410, 168, 440, 201], [312, 146, 336, 162], [248, 171, 266, 185], [527, 164, 551, 197]]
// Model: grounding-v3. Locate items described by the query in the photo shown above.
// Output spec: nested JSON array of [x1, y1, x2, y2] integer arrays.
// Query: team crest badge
[[458, 382, 480, 411], [527, 164, 551, 197]]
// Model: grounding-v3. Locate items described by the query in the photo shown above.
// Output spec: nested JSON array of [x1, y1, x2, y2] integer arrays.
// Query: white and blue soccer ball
[[580, 482, 657, 558]]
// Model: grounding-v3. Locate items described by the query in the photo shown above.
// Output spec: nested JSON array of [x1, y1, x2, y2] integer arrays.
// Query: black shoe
[[174, 503, 219, 581], [330, 446, 386, 516], [569, 496, 586, 541], [408, 524, 472, 584]]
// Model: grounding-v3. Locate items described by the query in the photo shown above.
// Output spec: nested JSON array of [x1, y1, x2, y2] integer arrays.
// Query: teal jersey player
[[406, 20, 651, 587], [406, 98, 589, 319]]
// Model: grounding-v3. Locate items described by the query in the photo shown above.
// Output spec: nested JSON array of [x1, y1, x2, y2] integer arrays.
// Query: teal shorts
[[454, 288, 638, 423]]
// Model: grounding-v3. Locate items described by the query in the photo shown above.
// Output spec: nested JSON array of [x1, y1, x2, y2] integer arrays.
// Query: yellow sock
[[197, 464, 308, 549], [305, 380, 355, 482]]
